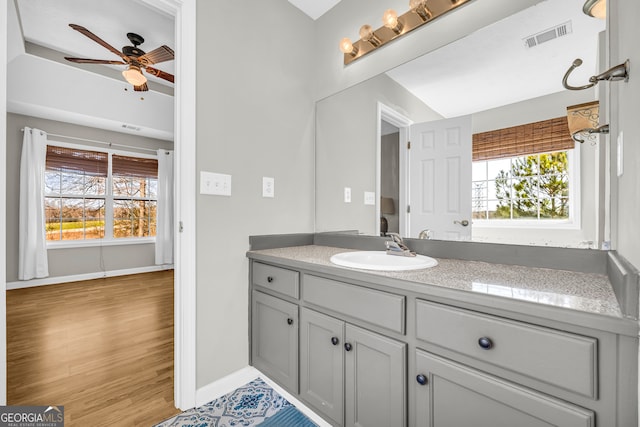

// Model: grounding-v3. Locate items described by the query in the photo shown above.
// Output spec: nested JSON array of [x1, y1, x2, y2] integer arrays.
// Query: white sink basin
[[330, 251, 438, 271]]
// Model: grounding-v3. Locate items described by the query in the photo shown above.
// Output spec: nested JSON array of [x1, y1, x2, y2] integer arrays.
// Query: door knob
[[331, 337, 339, 346], [287, 318, 294, 325], [478, 337, 493, 350], [454, 219, 469, 227], [344, 343, 352, 351], [416, 374, 428, 386]]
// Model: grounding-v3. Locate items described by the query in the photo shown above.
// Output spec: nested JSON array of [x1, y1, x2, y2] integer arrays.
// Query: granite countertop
[[248, 245, 623, 319]]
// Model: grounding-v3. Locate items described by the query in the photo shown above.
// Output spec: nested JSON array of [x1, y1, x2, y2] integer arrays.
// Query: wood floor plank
[[7, 270, 181, 426]]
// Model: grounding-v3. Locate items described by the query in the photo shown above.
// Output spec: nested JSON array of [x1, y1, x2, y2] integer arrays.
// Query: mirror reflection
[[315, 0, 606, 248]]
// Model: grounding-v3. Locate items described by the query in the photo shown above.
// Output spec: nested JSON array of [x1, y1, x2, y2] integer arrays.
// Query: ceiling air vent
[[523, 21, 572, 48], [122, 124, 141, 131]]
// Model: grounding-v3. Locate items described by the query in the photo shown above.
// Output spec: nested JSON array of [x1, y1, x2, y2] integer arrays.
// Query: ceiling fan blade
[[144, 66, 174, 83], [137, 45, 175, 66], [133, 83, 149, 92], [69, 24, 130, 63], [64, 57, 126, 65]]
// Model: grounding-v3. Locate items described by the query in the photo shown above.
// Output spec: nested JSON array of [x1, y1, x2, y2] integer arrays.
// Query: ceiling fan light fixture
[[583, 0, 606, 19], [122, 65, 147, 86]]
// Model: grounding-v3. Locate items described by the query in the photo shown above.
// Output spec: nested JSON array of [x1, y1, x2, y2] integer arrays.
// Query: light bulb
[[409, 0, 426, 8], [359, 24, 382, 47], [339, 37, 358, 56], [122, 66, 147, 86], [382, 9, 398, 29], [382, 9, 403, 34], [359, 24, 374, 40], [410, 0, 433, 21]]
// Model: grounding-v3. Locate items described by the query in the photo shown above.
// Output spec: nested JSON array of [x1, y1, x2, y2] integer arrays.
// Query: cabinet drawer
[[304, 274, 405, 334], [416, 300, 597, 398], [252, 262, 299, 299]]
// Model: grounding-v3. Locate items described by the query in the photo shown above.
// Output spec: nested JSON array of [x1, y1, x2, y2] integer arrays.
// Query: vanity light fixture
[[583, 0, 606, 19], [339, 0, 471, 65]]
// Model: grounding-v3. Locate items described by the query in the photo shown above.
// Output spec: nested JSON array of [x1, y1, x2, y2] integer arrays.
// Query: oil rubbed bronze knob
[[287, 318, 293, 325], [344, 343, 353, 352], [478, 337, 493, 350], [416, 374, 428, 386], [331, 337, 339, 346], [267, 276, 274, 283]]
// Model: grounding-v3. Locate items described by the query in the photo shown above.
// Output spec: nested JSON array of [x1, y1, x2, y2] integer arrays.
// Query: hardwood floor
[[7, 270, 181, 426]]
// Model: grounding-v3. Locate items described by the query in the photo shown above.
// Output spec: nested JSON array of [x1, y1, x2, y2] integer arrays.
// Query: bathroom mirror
[[315, 0, 607, 248]]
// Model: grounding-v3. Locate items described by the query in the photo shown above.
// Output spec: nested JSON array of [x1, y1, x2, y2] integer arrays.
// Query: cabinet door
[[345, 324, 406, 427], [300, 308, 344, 426], [415, 350, 594, 427], [251, 291, 298, 392]]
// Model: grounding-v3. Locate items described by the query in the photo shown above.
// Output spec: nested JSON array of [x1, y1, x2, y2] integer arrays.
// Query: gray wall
[[610, 0, 640, 270], [5, 113, 173, 283], [316, 73, 441, 235], [195, 1, 315, 388]]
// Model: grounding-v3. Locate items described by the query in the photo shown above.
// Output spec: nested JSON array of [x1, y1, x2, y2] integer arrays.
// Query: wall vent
[[523, 21, 572, 48], [121, 124, 142, 131]]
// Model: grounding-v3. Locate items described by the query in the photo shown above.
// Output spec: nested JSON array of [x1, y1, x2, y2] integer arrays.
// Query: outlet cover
[[263, 177, 275, 198], [364, 191, 375, 205]]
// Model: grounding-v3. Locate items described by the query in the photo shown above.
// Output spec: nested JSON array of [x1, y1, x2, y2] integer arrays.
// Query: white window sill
[[47, 237, 155, 249], [472, 220, 580, 230]]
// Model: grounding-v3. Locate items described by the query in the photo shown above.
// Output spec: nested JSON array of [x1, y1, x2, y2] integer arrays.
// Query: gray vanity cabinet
[[414, 350, 595, 427], [300, 307, 406, 427], [251, 291, 298, 393]]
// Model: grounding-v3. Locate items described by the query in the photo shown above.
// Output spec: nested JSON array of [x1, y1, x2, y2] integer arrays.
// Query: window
[[471, 117, 577, 225], [472, 151, 572, 221], [44, 143, 158, 242]]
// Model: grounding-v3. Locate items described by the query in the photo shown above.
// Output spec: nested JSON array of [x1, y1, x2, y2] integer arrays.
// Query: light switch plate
[[364, 191, 375, 205], [262, 177, 275, 198], [200, 171, 232, 196], [344, 187, 351, 203]]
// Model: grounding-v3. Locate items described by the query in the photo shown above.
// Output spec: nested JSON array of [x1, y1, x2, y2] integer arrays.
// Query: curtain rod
[[21, 128, 163, 154]]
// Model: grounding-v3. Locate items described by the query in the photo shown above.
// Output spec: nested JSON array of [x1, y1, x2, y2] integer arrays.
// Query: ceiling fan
[[64, 24, 174, 92]]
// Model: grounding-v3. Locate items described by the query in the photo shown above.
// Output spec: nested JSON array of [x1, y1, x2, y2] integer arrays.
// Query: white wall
[[4, 113, 173, 284], [0, 0, 8, 406], [194, 1, 316, 388], [471, 90, 601, 248]]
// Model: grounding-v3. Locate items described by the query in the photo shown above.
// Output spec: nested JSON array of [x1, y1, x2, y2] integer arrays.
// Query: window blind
[[45, 145, 108, 177], [472, 116, 574, 161], [112, 154, 158, 179]]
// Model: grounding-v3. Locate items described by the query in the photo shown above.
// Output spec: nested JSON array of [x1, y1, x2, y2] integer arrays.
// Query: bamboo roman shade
[[45, 145, 108, 177], [472, 117, 574, 161], [112, 154, 158, 179]]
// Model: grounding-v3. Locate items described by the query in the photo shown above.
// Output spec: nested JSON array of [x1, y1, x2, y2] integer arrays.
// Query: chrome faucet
[[418, 229, 433, 239], [386, 233, 416, 257]]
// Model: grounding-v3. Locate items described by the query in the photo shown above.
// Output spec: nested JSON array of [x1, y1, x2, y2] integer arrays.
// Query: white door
[[408, 116, 472, 240]]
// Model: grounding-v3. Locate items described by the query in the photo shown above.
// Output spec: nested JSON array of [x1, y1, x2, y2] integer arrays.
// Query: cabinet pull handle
[[478, 337, 493, 350], [344, 342, 352, 352], [331, 337, 340, 346], [287, 318, 294, 325], [416, 374, 428, 386], [267, 276, 274, 283]]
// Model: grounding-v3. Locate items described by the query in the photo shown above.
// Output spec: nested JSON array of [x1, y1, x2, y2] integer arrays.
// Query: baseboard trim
[[194, 366, 331, 426], [6, 265, 174, 290], [195, 366, 261, 408]]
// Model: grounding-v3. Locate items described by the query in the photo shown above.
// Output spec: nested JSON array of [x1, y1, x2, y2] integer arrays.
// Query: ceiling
[[386, 0, 605, 117], [15, 0, 175, 87]]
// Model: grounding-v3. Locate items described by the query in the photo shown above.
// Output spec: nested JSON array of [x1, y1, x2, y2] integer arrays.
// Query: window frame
[[44, 140, 158, 248], [472, 144, 581, 230]]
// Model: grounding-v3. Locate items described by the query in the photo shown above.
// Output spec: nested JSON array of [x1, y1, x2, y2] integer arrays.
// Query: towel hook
[[562, 58, 630, 91]]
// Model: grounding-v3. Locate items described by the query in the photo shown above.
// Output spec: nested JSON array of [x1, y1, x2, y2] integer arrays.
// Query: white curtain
[[155, 149, 174, 265], [19, 127, 49, 280]]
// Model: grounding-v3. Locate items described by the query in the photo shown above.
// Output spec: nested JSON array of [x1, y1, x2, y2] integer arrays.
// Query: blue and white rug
[[154, 378, 317, 427]]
